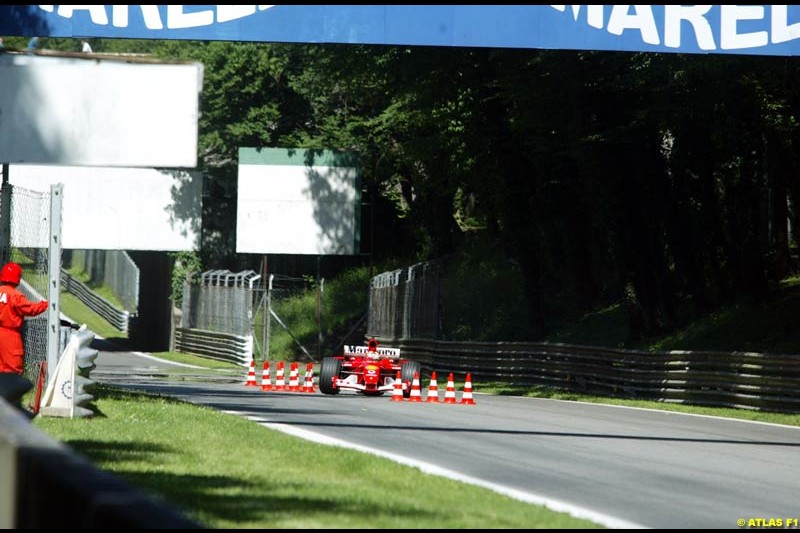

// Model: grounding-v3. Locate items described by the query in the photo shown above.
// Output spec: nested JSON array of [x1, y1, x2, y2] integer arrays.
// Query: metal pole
[[318, 278, 324, 360], [47, 183, 63, 385], [261, 255, 268, 360], [317, 255, 321, 360], [0, 164, 12, 263], [265, 273, 273, 361]]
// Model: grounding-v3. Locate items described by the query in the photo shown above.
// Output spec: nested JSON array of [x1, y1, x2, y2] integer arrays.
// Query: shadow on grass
[[120, 471, 342, 526], [117, 470, 461, 527], [60, 439, 444, 527], [61, 439, 176, 463]]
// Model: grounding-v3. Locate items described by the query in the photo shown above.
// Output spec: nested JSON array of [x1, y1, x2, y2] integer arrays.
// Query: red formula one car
[[318, 338, 421, 397]]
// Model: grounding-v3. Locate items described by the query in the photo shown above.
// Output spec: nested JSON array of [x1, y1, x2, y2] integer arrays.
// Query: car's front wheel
[[319, 357, 342, 395]]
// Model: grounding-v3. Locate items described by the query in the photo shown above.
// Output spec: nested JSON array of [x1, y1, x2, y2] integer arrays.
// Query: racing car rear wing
[[343, 344, 401, 357]]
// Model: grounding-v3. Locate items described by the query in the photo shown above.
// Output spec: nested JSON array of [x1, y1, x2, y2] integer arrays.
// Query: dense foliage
[[28, 37, 800, 343]]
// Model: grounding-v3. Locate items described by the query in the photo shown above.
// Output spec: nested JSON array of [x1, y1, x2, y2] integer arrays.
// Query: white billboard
[[9, 165, 202, 251], [236, 148, 360, 255], [0, 52, 202, 168]]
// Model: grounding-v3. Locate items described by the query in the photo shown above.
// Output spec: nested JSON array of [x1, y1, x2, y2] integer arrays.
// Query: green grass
[[33, 386, 601, 529]]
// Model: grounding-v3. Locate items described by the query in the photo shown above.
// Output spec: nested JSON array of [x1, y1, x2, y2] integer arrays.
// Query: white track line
[[225, 411, 647, 529]]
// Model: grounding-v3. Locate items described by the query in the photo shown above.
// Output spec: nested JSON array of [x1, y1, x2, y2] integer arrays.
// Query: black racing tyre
[[319, 357, 342, 395], [400, 361, 421, 398]]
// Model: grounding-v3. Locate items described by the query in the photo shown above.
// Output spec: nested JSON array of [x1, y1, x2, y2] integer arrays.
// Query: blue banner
[[2, 5, 800, 56]]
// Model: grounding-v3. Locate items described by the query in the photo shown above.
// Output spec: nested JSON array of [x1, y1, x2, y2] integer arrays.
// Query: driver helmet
[[0, 262, 22, 285], [367, 337, 380, 359]]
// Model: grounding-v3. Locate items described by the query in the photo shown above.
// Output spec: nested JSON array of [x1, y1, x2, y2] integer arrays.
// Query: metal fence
[[0, 176, 73, 387], [5, 185, 53, 383], [67, 249, 139, 313], [250, 273, 319, 362], [181, 270, 259, 337], [177, 270, 259, 365], [175, 270, 320, 364], [367, 260, 441, 341]]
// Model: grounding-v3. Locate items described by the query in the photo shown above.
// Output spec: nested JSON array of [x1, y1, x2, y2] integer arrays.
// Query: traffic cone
[[443, 372, 457, 404], [302, 362, 316, 393], [260, 360, 273, 391], [390, 370, 404, 402], [460, 372, 476, 405], [244, 359, 257, 387], [274, 361, 286, 391], [408, 371, 422, 402], [426, 371, 439, 403], [288, 362, 301, 392]]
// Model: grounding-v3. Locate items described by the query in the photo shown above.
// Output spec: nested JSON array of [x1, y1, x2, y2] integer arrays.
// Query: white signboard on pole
[[0, 52, 202, 168], [236, 148, 360, 255]]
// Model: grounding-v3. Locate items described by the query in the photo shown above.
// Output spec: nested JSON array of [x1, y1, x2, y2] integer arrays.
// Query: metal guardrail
[[0, 399, 202, 529], [60, 271, 131, 332], [174, 327, 252, 366], [379, 338, 800, 413]]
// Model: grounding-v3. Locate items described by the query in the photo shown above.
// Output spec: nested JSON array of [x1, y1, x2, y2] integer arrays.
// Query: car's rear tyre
[[400, 361, 421, 398], [319, 357, 342, 395]]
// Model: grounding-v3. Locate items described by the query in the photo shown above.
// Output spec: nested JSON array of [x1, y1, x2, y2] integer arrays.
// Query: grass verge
[[33, 385, 601, 529], [60, 291, 127, 342]]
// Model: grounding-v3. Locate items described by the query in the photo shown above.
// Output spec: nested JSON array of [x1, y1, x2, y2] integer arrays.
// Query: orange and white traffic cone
[[443, 372, 457, 404], [274, 361, 286, 391], [408, 371, 422, 402], [460, 372, 476, 405], [245, 359, 257, 387], [426, 370, 439, 403], [390, 370, 404, 402], [288, 362, 301, 392], [302, 362, 316, 393], [260, 360, 273, 391]]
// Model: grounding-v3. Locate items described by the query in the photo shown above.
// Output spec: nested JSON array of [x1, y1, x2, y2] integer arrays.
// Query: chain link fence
[[4, 185, 52, 382], [175, 270, 321, 364], [251, 274, 319, 361]]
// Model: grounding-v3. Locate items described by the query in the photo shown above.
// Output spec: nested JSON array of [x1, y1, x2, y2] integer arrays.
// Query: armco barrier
[[372, 338, 800, 413], [60, 270, 132, 333], [0, 400, 202, 529], [174, 327, 252, 366]]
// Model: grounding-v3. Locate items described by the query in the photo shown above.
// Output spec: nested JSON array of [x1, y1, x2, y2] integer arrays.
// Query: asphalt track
[[93, 347, 800, 529]]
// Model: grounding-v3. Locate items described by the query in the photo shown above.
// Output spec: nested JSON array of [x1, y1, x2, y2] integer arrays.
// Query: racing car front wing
[[332, 374, 406, 394]]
